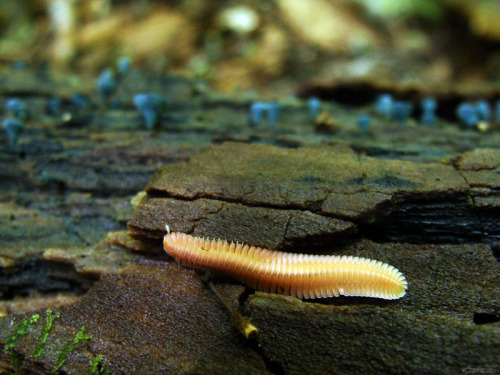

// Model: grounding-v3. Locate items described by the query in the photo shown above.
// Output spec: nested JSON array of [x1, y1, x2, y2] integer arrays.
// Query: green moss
[[3, 313, 39, 375], [53, 326, 93, 373], [86, 354, 111, 375], [33, 308, 60, 360], [3, 313, 39, 354], [3, 310, 109, 374]]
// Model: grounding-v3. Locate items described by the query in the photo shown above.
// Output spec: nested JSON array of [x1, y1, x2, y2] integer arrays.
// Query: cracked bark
[[1, 69, 499, 374]]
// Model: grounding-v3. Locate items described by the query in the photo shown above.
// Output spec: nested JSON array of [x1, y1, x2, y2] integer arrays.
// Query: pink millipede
[[163, 226, 407, 300]]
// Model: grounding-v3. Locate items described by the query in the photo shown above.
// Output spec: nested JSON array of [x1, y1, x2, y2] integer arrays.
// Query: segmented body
[[163, 231, 407, 300]]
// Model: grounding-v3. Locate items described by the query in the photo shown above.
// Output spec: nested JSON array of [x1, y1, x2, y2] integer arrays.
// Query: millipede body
[[163, 230, 407, 300]]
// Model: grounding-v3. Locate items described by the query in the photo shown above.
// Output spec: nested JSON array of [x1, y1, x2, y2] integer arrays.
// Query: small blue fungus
[[267, 102, 281, 126], [421, 112, 436, 126], [109, 98, 122, 110], [133, 93, 167, 130], [6, 98, 29, 121], [47, 97, 62, 116], [420, 97, 437, 126], [250, 102, 281, 126], [475, 100, 491, 122], [391, 101, 413, 125], [250, 102, 268, 126], [374, 94, 393, 118], [421, 97, 437, 113], [357, 114, 371, 133], [496, 101, 500, 122], [97, 69, 117, 100], [12, 60, 28, 70], [307, 97, 321, 119], [456, 103, 479, 127], [2, 118, 24, 145], [71, 93, 90, 109], [117, 57, 131, 77]]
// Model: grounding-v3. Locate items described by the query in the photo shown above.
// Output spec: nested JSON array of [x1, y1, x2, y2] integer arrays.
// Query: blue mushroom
[[267, 102, 281, 126], [250, 102, 281, 126], [117, 57, 131, 77], [496, 101, 500, 122], [71, 93, 90, 109], [357, 114, 371, 133], [133, 93, 167, 129], [6, 98, 29, 121], [12, 60, 27, 70], [307, 97, 321, 119], [47, 97, 62, 116], [420, 97, 438, 126], [475, 100, 491, 122], [109, 98, 122, 110], [421, 97, 437, 112], [456, 103, 479, 127], [374, 94, 393, 118], [250, 102, 268, 126], [97, 69, 117, 100], [391, 101, 413, 125], [420, 112, 436, 126], [2, 118, 24, 145]]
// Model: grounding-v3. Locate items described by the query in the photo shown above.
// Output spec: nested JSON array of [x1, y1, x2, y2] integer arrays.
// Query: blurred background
[[0, 0, 499, 96]]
